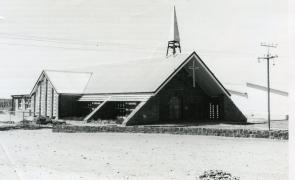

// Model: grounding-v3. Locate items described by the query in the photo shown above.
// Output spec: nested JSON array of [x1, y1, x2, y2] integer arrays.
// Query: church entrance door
[[169, 96, 182, 122]]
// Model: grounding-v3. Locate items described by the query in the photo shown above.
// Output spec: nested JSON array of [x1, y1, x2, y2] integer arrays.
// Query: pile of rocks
[[199, 170, 240, 180]]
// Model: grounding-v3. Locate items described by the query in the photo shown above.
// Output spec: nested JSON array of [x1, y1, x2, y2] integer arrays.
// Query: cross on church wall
[[188, 60, 200, 88]]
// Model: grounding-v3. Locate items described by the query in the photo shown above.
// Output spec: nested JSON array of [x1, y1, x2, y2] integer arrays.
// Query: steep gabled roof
[[154, 52, 231, 97], [30, 70, 92, 95], [81, 52, 230, 97], [82, 54, 191, 94], [45, 70, 92, 94]]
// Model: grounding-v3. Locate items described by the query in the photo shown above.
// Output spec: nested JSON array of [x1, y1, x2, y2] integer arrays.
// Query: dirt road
[[0, 129, 288, 180]]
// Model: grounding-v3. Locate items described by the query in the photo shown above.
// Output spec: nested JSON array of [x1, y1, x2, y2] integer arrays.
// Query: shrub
[[116, 116, 125, 124], [199, 170, 240, 180], [36, 116, 52, 125]]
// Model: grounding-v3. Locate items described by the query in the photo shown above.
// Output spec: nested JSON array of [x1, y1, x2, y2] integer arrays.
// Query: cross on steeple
[[188, 61, 200, 88], [166, 6, 181, 56]]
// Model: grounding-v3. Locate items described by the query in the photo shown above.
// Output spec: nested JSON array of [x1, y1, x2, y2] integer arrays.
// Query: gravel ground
[[0, 129, 288, 180]]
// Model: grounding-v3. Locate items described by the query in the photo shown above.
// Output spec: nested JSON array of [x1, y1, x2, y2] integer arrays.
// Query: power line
[[0, 32, 269, 57], [0, 33, 99, 46], [0, 40, 263, 57], [0, 42, 101, 51], [0, 41, 159, 53], [257, 42, 278, 131], [0, 36, 97, 46]]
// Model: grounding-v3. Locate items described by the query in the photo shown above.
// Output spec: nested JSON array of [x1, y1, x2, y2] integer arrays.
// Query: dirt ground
[[0, 129, 288, 180]]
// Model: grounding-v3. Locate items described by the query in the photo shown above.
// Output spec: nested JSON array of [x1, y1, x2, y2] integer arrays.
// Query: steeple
[[166, 6, 181, 56]]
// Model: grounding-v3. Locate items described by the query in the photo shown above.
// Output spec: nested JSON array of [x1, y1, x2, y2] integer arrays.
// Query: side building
[[0, 99, 12, 111], [30, 70, 92, 119], [11, 94, 31, 112]]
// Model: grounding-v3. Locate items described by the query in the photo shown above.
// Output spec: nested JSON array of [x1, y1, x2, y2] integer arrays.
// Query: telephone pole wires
[[258, 43, 278, 131]]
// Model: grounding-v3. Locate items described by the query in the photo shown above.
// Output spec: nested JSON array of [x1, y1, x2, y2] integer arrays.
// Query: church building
[[29, 7, 247, 125]]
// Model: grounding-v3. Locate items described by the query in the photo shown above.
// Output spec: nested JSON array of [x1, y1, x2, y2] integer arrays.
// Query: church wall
[[223, 95, 247, 123], [58, 95, 81, 119], [157, 68, 210, 123], [127, 67, 211, 125], [126, 61, 247, 125], [126, 96, 160, 125]]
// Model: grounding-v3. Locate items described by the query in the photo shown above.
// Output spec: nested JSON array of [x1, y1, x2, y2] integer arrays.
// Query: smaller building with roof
[[11, 94, 31, 112]]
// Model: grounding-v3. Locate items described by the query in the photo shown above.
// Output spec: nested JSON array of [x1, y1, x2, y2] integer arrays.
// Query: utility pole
[[258, 43, 278, 131]]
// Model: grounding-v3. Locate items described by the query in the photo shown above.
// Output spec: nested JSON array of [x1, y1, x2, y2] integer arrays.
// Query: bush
[[52, 119, 66, 125], [36, 116, 52, 125], [116, 116, 125, 124], [199, 170, 240, 180]]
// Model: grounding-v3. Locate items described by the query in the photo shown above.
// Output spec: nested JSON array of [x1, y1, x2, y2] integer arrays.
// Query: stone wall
[[53, 125, 288, 140]]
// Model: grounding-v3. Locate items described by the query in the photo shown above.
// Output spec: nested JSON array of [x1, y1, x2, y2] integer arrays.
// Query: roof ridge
[[44, 69, 92, 74], [76, 53, 192, 68]]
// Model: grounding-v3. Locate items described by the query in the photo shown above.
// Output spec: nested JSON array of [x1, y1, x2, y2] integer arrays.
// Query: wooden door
[[169, 96, 182, 122]]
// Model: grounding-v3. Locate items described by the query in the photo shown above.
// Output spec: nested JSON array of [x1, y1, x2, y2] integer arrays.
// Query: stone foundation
[[52, 125, 288, 140]]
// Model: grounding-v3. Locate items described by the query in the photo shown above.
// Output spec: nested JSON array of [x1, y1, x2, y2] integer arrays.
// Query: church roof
[[30, 52, 231, 97], [82, 54, 192, 94], [81, 52, 230, 96]]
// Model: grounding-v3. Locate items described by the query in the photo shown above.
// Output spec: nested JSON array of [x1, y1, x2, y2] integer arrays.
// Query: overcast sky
[[0, 0, 291, 99]]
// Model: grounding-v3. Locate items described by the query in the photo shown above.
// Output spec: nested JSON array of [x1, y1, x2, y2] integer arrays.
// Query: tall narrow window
[[25, 97, 30, 110], [17, 99, 22, 110]]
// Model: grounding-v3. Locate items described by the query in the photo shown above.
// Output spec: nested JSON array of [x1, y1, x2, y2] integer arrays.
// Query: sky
[[0, 0, 291, 99]]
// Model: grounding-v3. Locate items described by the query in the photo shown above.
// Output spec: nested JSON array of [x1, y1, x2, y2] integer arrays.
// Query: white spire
[[166, 5, 181, 56], [169, 6, 180, 42]]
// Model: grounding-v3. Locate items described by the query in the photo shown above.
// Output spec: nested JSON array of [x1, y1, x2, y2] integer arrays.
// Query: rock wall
[[53, 125, 288, 140]]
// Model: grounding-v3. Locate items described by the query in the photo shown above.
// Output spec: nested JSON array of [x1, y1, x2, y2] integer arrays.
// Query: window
[[115, 102, 139, 117], [17, 99, 22, 110], [25, 98, 30, 109]]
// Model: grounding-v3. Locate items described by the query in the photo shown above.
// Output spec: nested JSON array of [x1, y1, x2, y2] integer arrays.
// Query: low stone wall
[[0, 123, 52, 131], [52, 125, 288, 140], [0, 125, 20, 131]]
